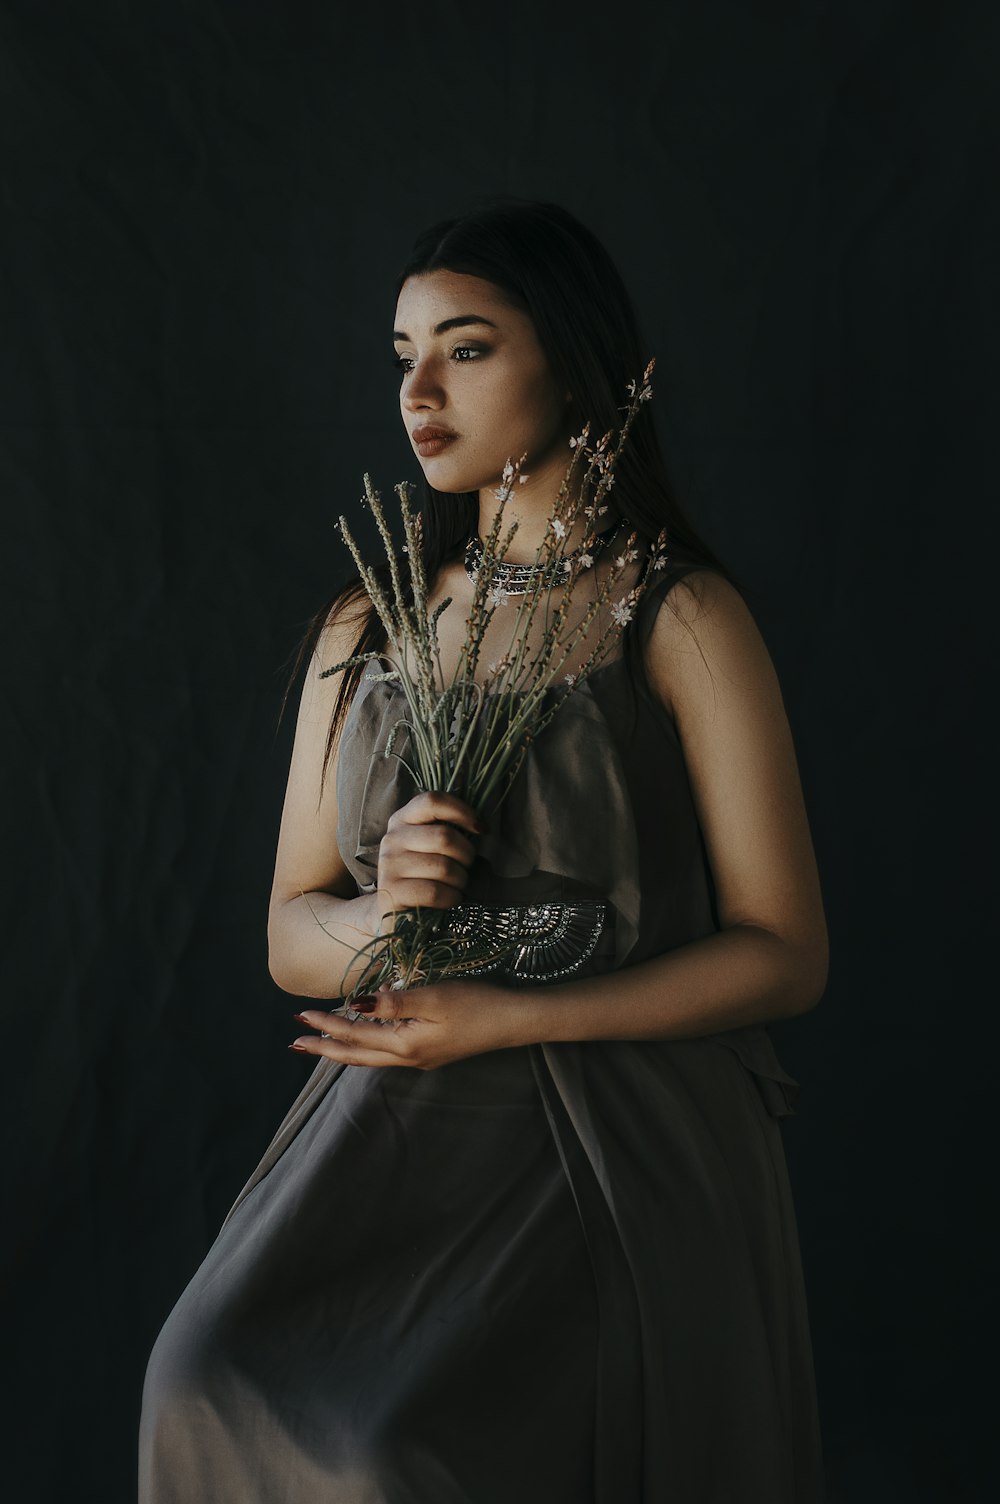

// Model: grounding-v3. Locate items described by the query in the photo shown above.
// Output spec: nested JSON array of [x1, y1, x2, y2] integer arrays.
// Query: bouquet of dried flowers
[[317, 359, 669, 1003]]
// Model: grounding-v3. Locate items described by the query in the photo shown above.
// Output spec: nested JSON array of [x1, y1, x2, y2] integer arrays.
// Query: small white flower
[[626, 378, 637, 396], [502, 459, 515, 481], [564, 673, 576, 686], [579, 552, 594, 569], [583, 504, 596, 520], [615, 553, 627, 568], [625, 547, 639, 562], [562, 558, 572, 573], [487, 661, 498, 674], [639, 384, 653, 401], [552, 518, 568, 539], [490, 583, 510, 608], [569, 436, 578, 448], [611, 600, 634, 626], [598, 505, 607, 515], [518, 473, 530, 484], [653, 554, 668, 569], [493, 483, 513, 502]]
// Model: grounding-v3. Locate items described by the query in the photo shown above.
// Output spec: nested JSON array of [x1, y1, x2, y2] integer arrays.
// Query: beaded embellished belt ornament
[[440, 898, 607, 984]]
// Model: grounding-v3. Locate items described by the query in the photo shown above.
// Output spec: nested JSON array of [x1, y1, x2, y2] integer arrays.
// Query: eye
[[391, 344, 486, 374]]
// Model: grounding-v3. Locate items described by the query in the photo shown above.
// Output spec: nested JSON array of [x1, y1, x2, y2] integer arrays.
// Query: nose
[[400, 357, 445, 415]]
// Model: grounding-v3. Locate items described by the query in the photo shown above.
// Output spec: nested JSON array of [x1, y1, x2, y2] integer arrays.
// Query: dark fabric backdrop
[[2, 2, 994, 1499]]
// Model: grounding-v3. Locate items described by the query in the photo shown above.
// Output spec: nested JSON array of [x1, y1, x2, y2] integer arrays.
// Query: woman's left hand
[[289, 977, 531, 1070]]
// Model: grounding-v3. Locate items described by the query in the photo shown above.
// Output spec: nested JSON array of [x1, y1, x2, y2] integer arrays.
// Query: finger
[[388, 846, 473, 890], [291, 1032, 415, 1069], [376, 874, 468, 914], [391, 790, 487, 837], [394, 821, 478, 868], [291, 1011, 412, 1058], [295, 994, 404, 1030]]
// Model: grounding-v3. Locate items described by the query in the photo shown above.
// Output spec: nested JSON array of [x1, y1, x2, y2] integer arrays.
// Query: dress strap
[[635, 558, 708, 648]]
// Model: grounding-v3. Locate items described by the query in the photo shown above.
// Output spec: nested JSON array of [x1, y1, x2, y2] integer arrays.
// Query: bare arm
[[510, 568, 829, 1042], [267, 606, 384, 999], [268, 608, 484, 1001]]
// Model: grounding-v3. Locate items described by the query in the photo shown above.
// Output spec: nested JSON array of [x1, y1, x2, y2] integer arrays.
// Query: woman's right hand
[[372, 791, 487, 933]]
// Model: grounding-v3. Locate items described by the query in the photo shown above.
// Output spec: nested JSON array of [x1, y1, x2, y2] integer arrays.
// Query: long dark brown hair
[[289, 194, 738, 774]]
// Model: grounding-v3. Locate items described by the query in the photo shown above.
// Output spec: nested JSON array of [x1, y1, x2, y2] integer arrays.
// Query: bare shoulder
[[298, 590, 372, 722], [318, 587, 371, 662], [644, 567, 773, 724]]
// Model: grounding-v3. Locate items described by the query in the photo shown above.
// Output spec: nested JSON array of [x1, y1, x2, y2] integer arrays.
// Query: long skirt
[[139, 1046, 600, 1504]]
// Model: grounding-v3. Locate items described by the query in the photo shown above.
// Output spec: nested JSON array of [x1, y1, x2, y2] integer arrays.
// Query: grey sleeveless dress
[[139, 563, 824, 1503]]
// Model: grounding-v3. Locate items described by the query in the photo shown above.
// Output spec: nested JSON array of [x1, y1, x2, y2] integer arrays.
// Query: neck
[[475, 441, 606, 562]]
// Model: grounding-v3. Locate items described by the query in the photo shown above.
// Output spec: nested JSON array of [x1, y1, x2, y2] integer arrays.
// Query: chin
[[422, 466, 485, 495]]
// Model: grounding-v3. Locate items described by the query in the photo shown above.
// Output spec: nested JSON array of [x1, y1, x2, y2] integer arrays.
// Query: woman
[[140, 197, 828, 1502]]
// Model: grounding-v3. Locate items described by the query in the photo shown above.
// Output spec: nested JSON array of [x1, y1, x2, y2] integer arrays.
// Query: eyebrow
[[392, 314, 499, 341]]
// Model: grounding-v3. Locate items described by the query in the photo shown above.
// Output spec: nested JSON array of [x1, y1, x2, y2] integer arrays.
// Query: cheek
[[486, 369, 561, 433]]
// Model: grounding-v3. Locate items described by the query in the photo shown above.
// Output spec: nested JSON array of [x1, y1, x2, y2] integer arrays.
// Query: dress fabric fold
[[139, 562, 825, 1503]]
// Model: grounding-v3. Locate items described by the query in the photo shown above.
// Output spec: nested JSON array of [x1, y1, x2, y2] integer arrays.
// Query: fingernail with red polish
[[352, 997, 377, 1013], [292, 1013, 311, 1025], [288, 1042, 309, 1053]]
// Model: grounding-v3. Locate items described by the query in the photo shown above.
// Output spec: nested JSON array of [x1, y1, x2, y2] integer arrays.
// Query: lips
[[412, 425, 459, 458]]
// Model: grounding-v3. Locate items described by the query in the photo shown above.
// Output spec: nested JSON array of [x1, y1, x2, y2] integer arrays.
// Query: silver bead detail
[[442, 898, 608, 983], [464, 518, 630, 596]]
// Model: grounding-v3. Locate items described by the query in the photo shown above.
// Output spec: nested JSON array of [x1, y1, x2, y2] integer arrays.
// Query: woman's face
[[393, 270, 573, 498]]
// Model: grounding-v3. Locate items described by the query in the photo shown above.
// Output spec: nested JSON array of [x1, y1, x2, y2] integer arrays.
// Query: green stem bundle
[[318, 361, 668, 1001]]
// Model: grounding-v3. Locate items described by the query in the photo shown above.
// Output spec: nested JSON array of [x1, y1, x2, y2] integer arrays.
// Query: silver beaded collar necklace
[[464, 513, 630, 596]]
